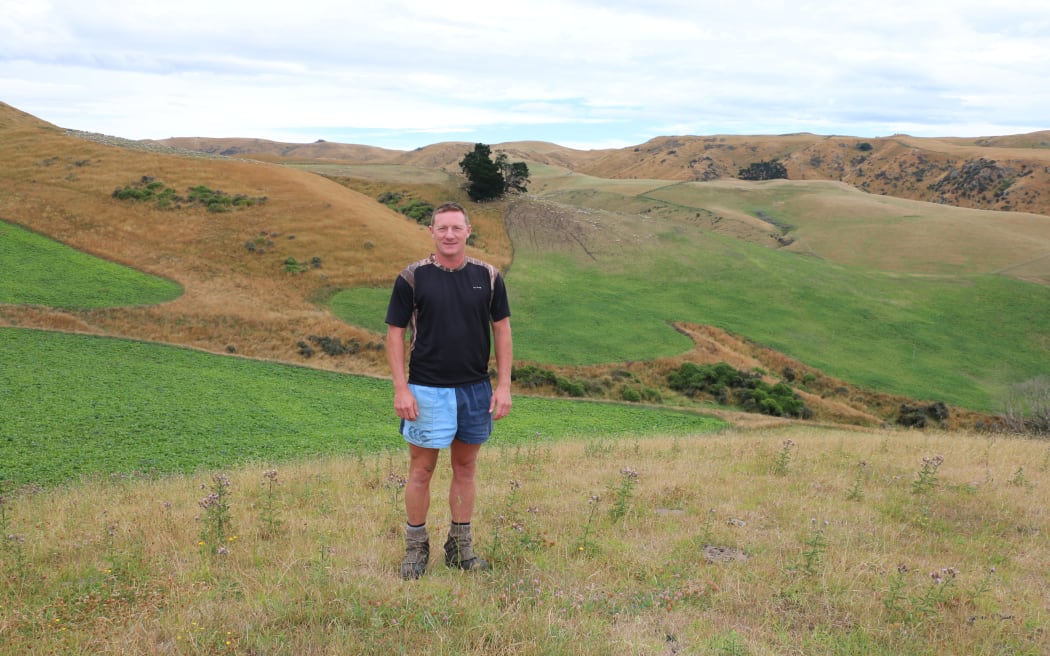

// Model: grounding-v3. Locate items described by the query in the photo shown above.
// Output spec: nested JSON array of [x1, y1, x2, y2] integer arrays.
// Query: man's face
[[429, 210, 471, 261]]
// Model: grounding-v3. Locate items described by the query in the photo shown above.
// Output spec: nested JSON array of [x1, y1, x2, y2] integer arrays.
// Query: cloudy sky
[[2, 0, 1048, 150]]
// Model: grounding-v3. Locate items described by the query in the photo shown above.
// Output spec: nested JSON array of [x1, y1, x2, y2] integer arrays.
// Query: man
[[385, 201, 513, 580]]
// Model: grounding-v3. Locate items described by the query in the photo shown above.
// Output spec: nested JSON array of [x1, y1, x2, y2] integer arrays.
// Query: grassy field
[[2, 426, 1047, 654], [0, 220, 182, 308], [0, 327, 725, 489], [330, 221, 1050, 414]]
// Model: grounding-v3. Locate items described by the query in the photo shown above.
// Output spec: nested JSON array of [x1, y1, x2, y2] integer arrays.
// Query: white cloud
[[1, 0, 1048, 149]]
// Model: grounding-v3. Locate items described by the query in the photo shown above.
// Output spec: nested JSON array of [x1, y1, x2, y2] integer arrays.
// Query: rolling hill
[[3, 100, 1049, 429]]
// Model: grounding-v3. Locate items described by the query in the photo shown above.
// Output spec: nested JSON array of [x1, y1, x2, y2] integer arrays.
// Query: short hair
[[431, 201, 469, 226]]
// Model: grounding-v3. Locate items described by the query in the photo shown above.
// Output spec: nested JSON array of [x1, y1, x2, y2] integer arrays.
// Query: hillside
[[0, 102, 444, 377], [154, 131, 1050, 217], [4, 101, 1049, 430]]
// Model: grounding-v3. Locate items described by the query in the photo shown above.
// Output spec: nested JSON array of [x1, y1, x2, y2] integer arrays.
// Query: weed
[[911, 454, 944, 495], [791, 518, 829, 575], [1007, 466, 1031, 489], [883, 563, 960, 625], [584, 439, 615, 458], [846, 460, 868, 501], [576, 494, 602, 556], [609, 467, 639, 522], [384, 472, 406, 513], [310, 539, 334, 584], [257, 469, 284, 539], [197, 472, 234, 558], [966, 567, 998, 611], [491, 479, 519, 561], [772, 439, 795, 476]]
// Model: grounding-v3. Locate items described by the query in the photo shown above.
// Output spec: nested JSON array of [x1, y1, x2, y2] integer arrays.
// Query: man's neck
[[432, 253, 467, 271]]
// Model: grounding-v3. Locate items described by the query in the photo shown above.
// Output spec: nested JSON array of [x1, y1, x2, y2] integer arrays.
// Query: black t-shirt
[[385, 255, 511, 387]]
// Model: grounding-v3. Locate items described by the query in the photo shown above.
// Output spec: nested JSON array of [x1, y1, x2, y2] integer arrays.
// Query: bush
[[667, 362, 750, 396], [112, 178, 265, 212], [668, 361, 810, 418], [307, 335, 361, 357], [399, 200, 434, 224], [512, 365, 559, 389], [620, 386, 642, 402], [897, 402, 950, 429], [738, 160, 788, 181]]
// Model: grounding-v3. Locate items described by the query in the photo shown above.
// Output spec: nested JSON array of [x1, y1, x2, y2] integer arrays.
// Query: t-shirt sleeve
[[490, 273, 511, 322], [385, 275, 414, 328]]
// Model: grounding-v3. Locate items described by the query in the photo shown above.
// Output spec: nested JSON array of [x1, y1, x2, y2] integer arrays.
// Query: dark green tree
[[459, 143, 506, 201]]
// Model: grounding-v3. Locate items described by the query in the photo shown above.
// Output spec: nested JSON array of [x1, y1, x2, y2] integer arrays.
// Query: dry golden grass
[[2, 425, 1048, 654]]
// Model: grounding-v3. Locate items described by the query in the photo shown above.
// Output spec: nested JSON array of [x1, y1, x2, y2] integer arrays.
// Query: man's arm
[[386, 324, 418, 421], [490, 317, 513, 420]]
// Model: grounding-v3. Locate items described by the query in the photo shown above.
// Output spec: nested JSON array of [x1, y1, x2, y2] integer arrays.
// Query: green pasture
[[330, 172, 1050, 414], [510, 234, 1050, 412], [331, 227, 1050, 414], [0, 327, 724, 488], [0, 219, 182, 307]]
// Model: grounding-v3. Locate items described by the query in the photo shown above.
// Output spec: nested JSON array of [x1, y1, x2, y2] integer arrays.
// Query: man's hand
[[490, 385, 512, 420], [394, 386, 419, 421]]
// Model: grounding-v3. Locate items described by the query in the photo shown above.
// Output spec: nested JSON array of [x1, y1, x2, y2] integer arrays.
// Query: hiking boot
[[401, 525, 429, 580], [444, 523, 490, 572]]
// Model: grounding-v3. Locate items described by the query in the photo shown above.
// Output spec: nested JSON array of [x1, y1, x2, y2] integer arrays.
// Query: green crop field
[[0, 327, 724, 488], [0, 220, 182, 307]]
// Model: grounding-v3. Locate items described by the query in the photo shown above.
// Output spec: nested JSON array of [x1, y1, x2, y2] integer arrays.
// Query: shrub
[[738, 160, 787, 181], [668, 362, 810, 418], [897, 402, 950, 429], [512, 365, 559, 389], [620, 386, 642, 402], [399, 200, 434, 224], [307, 335, 361, 357], [112, 178, 265, 212], [667, 362, 750, 396]]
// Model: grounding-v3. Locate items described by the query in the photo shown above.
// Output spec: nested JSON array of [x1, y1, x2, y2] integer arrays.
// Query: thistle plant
[[384, 472, 407, 512], [491, 479, 525, 561], [883, 563, 961, 625], [911, 454, 944, 495], [914, 567, 959, 617], [772, 439, 795, 476], [846, 460, 868, 501], [966, 567, 998, 610], [609, 467, 639, 523], [198, 472, 234, 558], [794, 518, 829, 575], [575, 494, 602, 555], [257, 469, 283, 539]]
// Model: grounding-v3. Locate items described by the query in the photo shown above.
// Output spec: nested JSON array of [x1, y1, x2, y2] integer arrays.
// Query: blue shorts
[[400, 380, 494, 449]]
